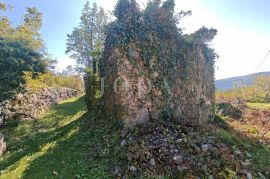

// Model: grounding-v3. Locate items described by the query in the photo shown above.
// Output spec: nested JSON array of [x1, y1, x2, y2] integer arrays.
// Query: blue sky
[[2, 0, 270, 79]]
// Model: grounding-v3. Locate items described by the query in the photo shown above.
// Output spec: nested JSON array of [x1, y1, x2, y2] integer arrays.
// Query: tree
[[61, 65, 76, 76], [0, 4, 44, 51], [0, 37, 47, 96], [66, 2, 108, 74], [0, 3, 54, 98], [114, 0, 140, 21], [17, 7, 44, 50]]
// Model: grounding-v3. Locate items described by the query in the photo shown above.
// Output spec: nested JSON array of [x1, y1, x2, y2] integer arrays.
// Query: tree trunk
[[93, 58, 97, 74]]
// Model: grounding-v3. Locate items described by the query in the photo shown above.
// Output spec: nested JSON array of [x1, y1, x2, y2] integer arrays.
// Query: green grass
[[216, 129, 270, 173], [1, 96, 269, 178], [247, 102, 270, 109], [0, 96, 126, 179]]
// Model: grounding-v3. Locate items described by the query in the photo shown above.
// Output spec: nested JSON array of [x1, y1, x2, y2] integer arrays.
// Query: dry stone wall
[[0, 87, 81, 126]]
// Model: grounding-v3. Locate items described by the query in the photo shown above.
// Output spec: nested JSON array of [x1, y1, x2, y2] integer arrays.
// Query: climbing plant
[[91, 0, 217, 124]]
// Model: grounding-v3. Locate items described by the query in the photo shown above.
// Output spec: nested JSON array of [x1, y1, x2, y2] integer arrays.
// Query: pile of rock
[[118, 121, 265, 178], [0, 87, 81, 126]]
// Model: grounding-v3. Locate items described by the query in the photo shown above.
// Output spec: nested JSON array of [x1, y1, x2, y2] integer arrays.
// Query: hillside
[[216, 72, 270, 91], [1, 96, 269, 178]]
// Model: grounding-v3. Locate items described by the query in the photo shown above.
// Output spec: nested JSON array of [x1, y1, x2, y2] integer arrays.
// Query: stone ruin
[[92, 0, 217, 126]]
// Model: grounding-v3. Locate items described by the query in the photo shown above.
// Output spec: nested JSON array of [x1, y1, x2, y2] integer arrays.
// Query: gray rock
[[234, 149, 242, 155], [120, 130, 128, 138], [201, 144, 211, 152], [16, 93, 24, 100], [129, 166, 137, 172], [242, 160, 251, 166], [246, 172, 252, 179], [173, 155, 183, 165], [150, 159, 156, 166], [120, 140, 127, 147]]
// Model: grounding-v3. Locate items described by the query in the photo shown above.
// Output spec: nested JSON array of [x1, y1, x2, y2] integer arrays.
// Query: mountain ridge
[[215, 71, 270, 91]]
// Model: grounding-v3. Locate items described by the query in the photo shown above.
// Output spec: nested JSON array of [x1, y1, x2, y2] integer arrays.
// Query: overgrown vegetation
[[216, 76, 270, 104], [1, 96, 269, 178], [94, 0, 217, 124], [66, 2, 108, 73], [1, 0, 269, 178], [0, 38, 47, 98], [23, 72, 84, 91], [0, 96, 127, 179], [0, 2, 83, 101]]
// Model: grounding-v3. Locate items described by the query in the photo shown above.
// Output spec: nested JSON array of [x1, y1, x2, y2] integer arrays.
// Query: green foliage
[[66, 1, 108, 73], [186, 26, 217, 43], [114, 0, 140, 21], [100, 0, 217, 120], [1, 97, 269, 178], [84, 69, 102, 111], [216, 128, 270, 173], [247, 102, 270, 109], [216, 102, 242, 119], [23, 72, 84, 91], [0, 4, 56, 100], [0, 4, 44, 50], [216, 76, 270, 103], [0, 96, 126, 179], [0, 37, 47, 99]]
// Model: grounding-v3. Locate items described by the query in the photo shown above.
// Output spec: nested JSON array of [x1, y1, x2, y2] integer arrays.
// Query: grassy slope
[[0, 96, 269, 178], [215, 103, 270, 176], [0, 96, 125, 179]]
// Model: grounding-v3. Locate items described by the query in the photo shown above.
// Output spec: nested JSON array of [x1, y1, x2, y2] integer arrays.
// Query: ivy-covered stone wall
[[97, 0, 217, 126]]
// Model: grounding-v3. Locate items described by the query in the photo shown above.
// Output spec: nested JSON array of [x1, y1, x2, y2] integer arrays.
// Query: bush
[[84, 71, 101, 111], [0, 37, 47, 100], [23, 72, 84, 91], [216, 77, 270, 104], [216, 102, 242, 119]]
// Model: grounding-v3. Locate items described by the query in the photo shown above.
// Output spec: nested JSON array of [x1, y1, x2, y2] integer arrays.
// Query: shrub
[[216, 102, 242, 119], [216, 76, 270, 104], [23, 72, 84, 91], [0, 37, 48, 100]]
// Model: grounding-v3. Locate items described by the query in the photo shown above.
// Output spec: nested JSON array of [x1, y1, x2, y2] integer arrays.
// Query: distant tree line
[[216, 76, 270, 104]]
